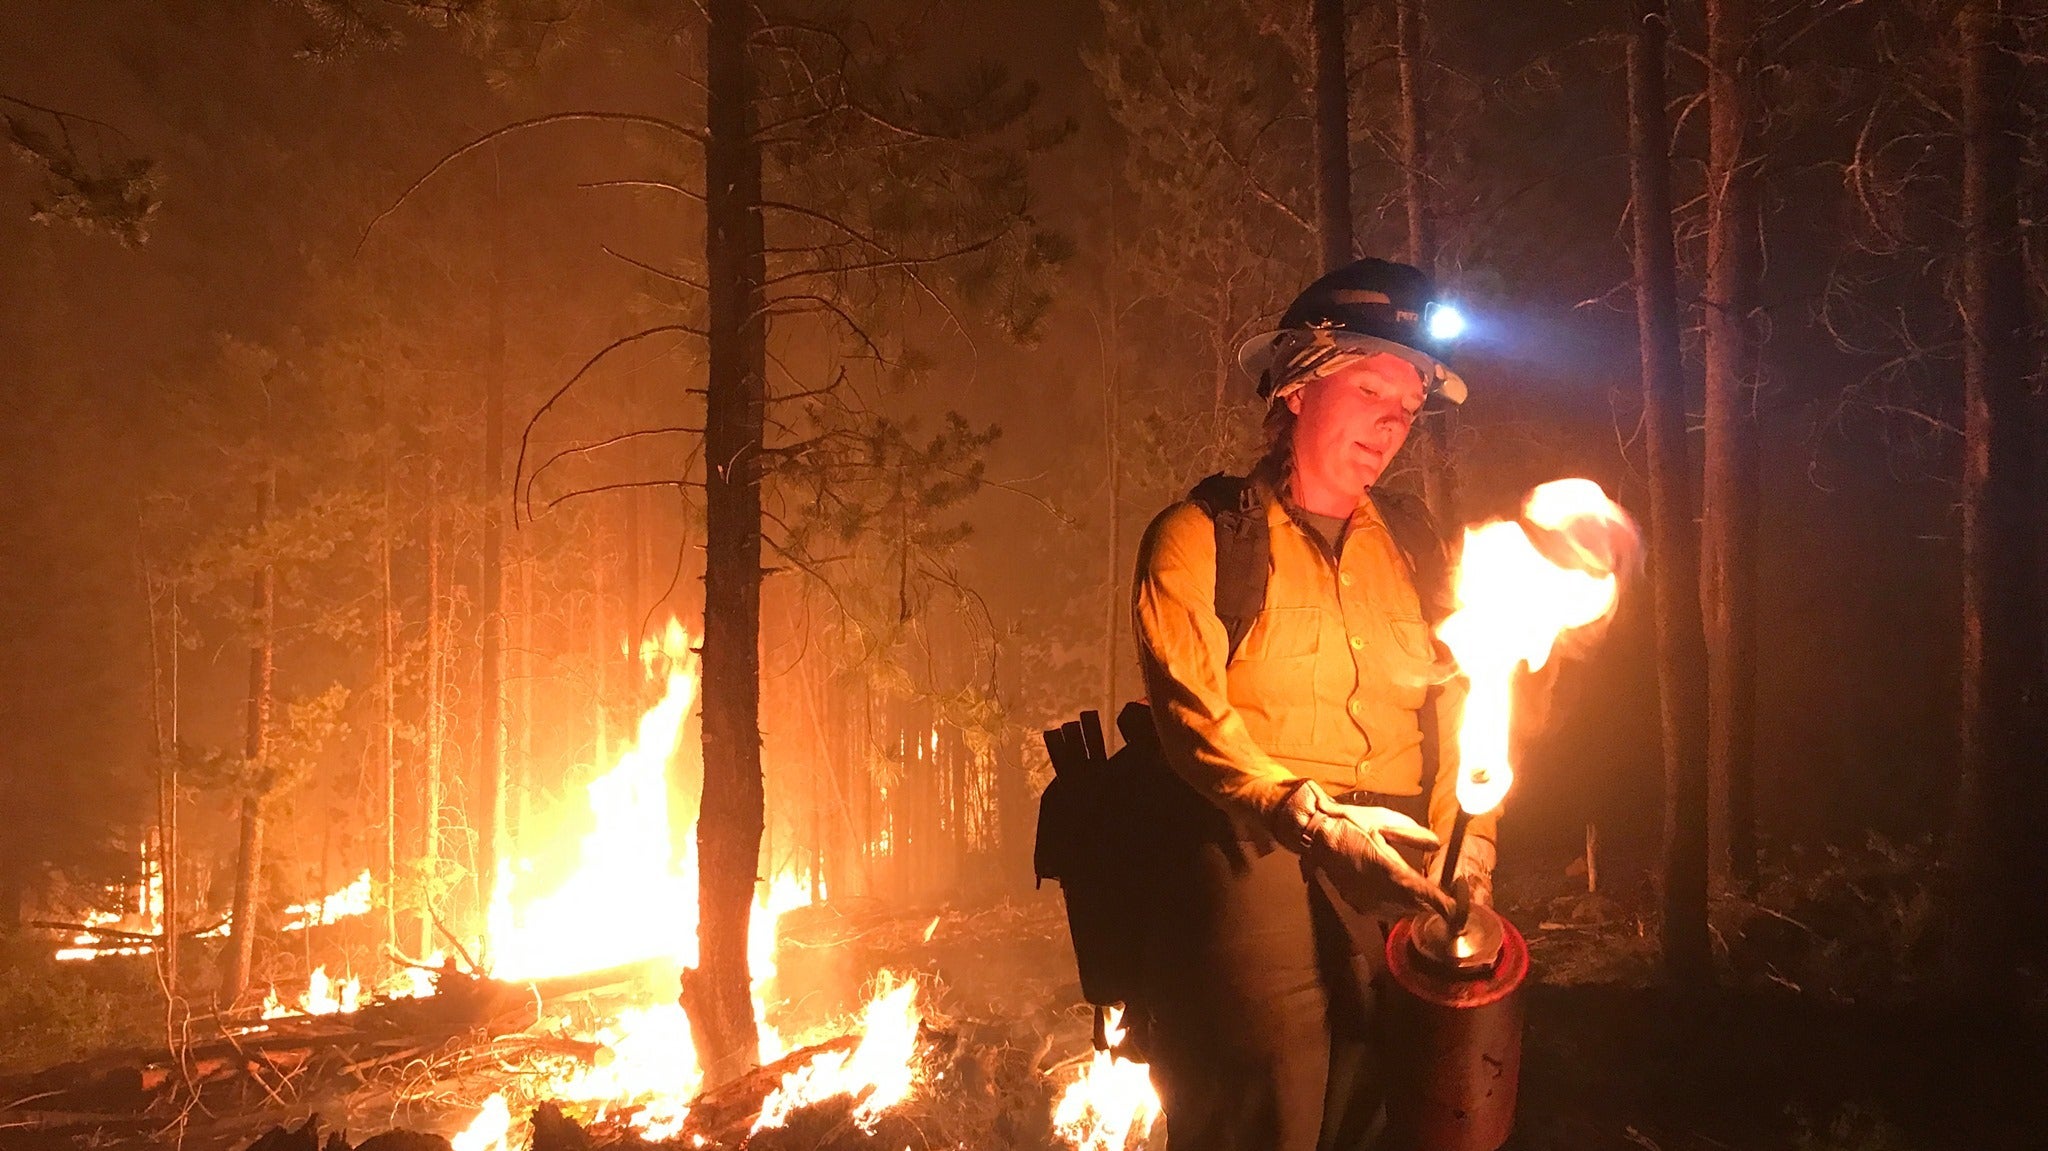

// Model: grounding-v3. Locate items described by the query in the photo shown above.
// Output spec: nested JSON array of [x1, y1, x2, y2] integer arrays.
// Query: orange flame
[[754, 975, 924, 1134], [280, 869, 373, 932], [1436, 479, 1636, 815], [1051, 1007, 1161, 1151]]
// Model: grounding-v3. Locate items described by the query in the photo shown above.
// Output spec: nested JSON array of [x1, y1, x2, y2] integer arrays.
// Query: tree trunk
[[1947, 0, 2039, 973], [148, 575, 181, 998], [1397, 0, 1457, 525], [1701, 0, 1761, 893], [1311, 0, 1352, 273], [479, 166, 508, 919], [423, 458, 445, 958], [684, 0, 768, 1087], [1102, 209, 1124, 724], [224, 473, 276, 1004], [1628, 0, 1712, 986], [1397, 0, 1434, 271], [381, 441, 398, 958]]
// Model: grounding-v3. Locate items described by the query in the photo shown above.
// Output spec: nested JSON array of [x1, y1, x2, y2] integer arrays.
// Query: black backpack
[[1033, 475, 1451, 1010]]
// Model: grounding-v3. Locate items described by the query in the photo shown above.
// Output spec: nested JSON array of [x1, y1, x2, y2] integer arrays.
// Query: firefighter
[[1131, 257, 1494, 1151]]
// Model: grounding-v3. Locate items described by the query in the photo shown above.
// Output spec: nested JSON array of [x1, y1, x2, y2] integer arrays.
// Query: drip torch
[[1382, 478, 1640, 1151], [1382, 804, 1528, 1151]]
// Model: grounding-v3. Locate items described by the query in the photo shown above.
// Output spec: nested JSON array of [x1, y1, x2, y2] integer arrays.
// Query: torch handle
[[1437, 808, 1472, 897]]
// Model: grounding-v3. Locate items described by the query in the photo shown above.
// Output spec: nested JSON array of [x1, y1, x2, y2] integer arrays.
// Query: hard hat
[[1238, 257, 1468, 407]]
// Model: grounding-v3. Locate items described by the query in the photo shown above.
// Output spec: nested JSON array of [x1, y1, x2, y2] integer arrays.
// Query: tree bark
[[1398, 0, 1457, 525], [381, 434, 398, 958], [1397, 0, 1434, 271], [479, 166, 508, 918], [1628, 0, 1712, 986], [1701, 0, 1762, 892], [684, 0, 768, 1087], [224, 472, 276, 1004], [1311, 0, 1352, 273], [423, 457, 445, 958], [1947, 0, 2039, 972], [148, 575, 181, 998]]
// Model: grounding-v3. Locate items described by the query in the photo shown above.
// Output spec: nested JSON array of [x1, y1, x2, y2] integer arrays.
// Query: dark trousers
[[1137, 792, 1425, 1151]]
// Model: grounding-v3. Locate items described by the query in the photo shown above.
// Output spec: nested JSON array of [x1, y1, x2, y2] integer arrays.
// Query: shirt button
[[1349, 635, 1365, 650], [1339, 573, 1354, 587], [1348, 700, 1363, 715]]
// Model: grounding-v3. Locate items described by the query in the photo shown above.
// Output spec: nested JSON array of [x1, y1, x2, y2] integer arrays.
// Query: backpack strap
[[1187, 474, 1269, 664], [1369, 486, 1452, 623]]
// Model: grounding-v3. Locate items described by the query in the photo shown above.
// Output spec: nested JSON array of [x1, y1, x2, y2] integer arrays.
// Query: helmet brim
[[1238, 329, 1467, 407]]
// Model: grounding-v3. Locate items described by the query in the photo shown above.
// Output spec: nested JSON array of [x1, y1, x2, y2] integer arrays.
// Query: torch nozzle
[[1437, 809, 1472, 898]]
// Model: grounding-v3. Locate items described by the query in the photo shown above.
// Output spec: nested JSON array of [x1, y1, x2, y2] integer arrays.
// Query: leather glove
[[1275, 781, 1453, 920], [1427, 835, 1496, 913]]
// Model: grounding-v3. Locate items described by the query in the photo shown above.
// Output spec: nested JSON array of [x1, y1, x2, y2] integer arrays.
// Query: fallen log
[[678, 1035, 860, 1148]]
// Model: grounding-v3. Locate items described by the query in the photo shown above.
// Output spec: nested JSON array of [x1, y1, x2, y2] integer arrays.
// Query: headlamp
[[1425, 301, 1468, 343]]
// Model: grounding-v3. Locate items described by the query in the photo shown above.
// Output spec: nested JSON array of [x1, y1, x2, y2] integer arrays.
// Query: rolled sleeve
[[1132, 503, 1301, 823]]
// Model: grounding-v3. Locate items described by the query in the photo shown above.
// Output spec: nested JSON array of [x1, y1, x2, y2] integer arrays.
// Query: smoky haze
[[0, 0, 2022, 1010]]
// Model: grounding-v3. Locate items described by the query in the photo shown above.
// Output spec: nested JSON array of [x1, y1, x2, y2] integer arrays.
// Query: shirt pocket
[[1236, 606, 1322, 661], [1229, 606, 1322, 752], [1383, 610, 1436, 710]]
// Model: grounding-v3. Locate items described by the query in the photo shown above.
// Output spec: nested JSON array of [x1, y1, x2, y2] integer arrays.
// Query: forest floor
[[4, 836, 2042, 1151]]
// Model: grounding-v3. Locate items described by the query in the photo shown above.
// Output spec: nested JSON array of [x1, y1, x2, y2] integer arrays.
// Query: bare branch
[[523, 426, 706, 512], [358, 112, 709, 254], [544, 478, 701, 514], [761, 292, 890, 364], [514, 324, 706, 524], [580, 177, 706, 204], [760, 227, 1010, 287], [602, 243, 709, 292]]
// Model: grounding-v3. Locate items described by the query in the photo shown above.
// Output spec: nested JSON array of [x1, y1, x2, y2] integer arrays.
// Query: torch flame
[[1436, 479, 1636, 816]]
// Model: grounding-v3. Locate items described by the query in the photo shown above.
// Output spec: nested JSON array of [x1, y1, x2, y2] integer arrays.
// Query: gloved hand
[[1427, 835, 1496, 914], [1275, 781, 1453, 920]]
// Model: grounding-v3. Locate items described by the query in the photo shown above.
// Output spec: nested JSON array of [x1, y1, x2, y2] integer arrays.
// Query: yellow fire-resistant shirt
[[1132, 478, 1497, 855]]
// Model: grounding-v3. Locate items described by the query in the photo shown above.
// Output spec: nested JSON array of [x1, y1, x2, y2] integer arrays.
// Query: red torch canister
[[1380, 900, 1529, 1151]]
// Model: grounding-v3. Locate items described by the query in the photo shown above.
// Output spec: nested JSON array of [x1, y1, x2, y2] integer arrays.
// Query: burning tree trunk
[[1947, 0, 2039, 971], [480, 166, 509, 915], [1701, 0, 1762, 892], [224, 471, 277, 1004], [685, 0, 768, 1087], [1311, 0, 1352, 272], [1627, 0, 1712, 986]]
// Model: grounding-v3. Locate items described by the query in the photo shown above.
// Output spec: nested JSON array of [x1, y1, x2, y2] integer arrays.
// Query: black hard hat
[[1238, 257, 1467, 405]]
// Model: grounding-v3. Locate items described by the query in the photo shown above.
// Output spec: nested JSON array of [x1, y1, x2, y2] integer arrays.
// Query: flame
[[54, 844, 163, 961], [215, 617, 924, 1142], [1052, 1007, 1161, 1151], [281, 869, 373, 931], [752, 872, 818, 1060], [486, 620, 701, 981], [262, 965, 363, 1018], [754, 975, 924, 1134], [547, 1002, 701, 1138], [452, 1093, 512, 1151], [1436, 479, 1636, 815]]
